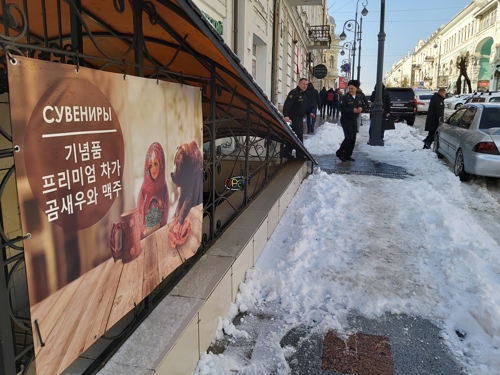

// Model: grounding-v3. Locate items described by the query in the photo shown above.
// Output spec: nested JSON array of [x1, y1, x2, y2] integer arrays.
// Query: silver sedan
[[433, 103, 500, 181]]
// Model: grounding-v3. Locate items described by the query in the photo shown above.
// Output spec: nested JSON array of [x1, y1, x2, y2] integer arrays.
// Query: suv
[[386, 87, 417, 126]]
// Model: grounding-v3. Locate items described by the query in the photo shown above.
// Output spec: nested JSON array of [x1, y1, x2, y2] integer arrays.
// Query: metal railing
[[0, 1, 290, 374]]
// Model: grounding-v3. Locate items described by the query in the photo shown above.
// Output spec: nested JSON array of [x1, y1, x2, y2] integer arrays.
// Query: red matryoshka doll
[[137, 142, 169, 239]]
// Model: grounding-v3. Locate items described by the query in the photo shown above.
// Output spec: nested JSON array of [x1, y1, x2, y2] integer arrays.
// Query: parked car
[[415, 92, 434, 113], [433, 103, 500, 181], [467, 91, 500, 104], [445, 93, 473, 109], [386, 87, 416, 126]]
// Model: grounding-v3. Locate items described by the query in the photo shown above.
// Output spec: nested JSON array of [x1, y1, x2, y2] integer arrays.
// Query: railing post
[[210, 64, 217, 240], [133, 0, 144, 77], [1, 216, 17, 375], [244, 104, 250, 205], [69, 0, 84, 66]]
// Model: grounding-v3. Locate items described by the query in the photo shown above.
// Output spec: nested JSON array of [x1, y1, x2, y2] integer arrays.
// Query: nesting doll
[[137, 142, 169, 239], [167, 140, 203, 247]]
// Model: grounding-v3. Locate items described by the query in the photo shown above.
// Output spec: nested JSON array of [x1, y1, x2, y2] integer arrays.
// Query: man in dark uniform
[[336, 80, 366, 162], [282, 78, 309, 159], [423, 87, 447, 149]]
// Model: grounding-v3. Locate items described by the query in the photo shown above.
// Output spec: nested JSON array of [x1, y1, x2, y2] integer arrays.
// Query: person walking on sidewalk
[[282, 78, 308, 159], [356, 87, 368, 132], [326, 88, 335, 118], [305, 82, 321, 134], [336, 80, 365, 162], [423, 88, 447, 149], [332, 89, 341, 119], [320, 87, 328, 118]]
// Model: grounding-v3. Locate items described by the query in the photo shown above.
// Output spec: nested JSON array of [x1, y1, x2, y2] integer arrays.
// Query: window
[[329, 55, 334, 69], [479, 108, 500, 129], [448, 108, 466, 126], [460, 108, 476, 129]]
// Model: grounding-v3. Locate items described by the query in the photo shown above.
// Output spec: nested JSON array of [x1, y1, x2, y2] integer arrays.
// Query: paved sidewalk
[[303, 115, 412, 179], [208, 115, 468, 374]]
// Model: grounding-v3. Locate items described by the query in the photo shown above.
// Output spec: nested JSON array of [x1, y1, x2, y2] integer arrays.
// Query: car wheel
[[455, 103, 463, 109], [433, 134, 444, 159], [454, 149, 471, 181], [406, 119, 415, 126]]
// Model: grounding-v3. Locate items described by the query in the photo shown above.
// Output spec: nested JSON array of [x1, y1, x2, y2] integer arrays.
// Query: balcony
[[285, 0, 323, 5], [308, 25, 332, 49], [413, 64, 421, 70], [424, 56, 435, 62]]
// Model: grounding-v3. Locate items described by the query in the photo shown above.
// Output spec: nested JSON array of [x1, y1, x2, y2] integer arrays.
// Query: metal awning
[[0, 0, 315, 161]]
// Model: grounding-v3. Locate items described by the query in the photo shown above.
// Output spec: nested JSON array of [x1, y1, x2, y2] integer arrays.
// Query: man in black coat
[[336, 80, 366, 162], [282, 78, 308, 158], [423, 88, 447, 149], [305, 82, 321, 134], [319, 87, 328, 118]]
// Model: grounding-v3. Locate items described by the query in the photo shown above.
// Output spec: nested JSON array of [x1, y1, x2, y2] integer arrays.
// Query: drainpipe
[[271, 0, 279, 104], [233, 0, 238, 55]]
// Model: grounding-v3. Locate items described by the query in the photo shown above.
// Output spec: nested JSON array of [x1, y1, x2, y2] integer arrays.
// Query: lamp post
[[434, 38, 442, 89], [368, 0, 385, 146], [339, 0, 368, 82]]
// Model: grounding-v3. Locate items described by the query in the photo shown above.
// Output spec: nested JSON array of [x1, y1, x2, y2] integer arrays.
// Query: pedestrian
[[326, 88, 335, 118], [423, 87, 447, 149], [369, 84, 391, 140], [320, 87, 328, 118], [336, 80, 365, 162], [282, 78, 308, 159], [356, 87, 368, 132], [305, 82, 321, 134], [332, 88, 341, 119]]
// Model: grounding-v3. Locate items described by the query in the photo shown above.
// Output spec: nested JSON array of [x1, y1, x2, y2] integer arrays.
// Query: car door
[[447, 107, 476, 158], [439, 108, 466, 158]]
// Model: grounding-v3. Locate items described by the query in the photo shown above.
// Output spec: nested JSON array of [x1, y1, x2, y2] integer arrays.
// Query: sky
[[328, 0, 473, 91], [193, 119, 500, 374]]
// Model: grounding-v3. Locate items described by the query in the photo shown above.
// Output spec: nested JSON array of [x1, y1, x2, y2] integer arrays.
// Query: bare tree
[[455, 53, 472, 95]]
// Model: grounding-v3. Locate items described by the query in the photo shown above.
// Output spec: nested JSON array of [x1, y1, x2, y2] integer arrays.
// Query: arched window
[[329, 55, 334, 68]]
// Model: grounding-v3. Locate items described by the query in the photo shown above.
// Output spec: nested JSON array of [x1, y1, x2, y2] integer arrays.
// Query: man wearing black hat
[[336, 79, 366, 162], [282, 78, 309, 159]]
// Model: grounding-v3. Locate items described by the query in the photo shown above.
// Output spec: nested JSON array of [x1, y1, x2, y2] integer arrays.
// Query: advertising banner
[[8, 56, 203, 375]]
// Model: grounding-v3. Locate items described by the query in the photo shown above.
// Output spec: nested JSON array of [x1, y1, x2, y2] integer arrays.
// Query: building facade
[[385, 0, 500, 94], [193, 0, 332, 109]]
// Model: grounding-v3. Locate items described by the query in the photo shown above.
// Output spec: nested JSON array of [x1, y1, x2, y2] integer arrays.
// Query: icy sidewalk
[[194, 120, 500, 375]]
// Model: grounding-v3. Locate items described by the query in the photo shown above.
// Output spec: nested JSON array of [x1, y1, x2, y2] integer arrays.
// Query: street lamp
[[339, 0, 368, 82], [433, 38, 442, 89]]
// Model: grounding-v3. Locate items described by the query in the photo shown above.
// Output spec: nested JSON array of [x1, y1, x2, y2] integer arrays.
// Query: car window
[[447, 108, 467, 126], [418, 95, 433, 100], [488, 97, 500, 102], [459, 108, 476, 129], [388, 90, 414, 101], [479, 108, 500, 129]]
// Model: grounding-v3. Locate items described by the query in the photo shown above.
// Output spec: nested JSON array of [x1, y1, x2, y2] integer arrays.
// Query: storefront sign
[[313, 64, 328, 79], [8, 56, 203, 375], [478, 80, 490, 90], [202, 11, 224, 36]]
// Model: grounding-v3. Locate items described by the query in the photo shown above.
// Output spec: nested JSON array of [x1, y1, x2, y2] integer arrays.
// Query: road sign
[[341, 63, 351, 73]]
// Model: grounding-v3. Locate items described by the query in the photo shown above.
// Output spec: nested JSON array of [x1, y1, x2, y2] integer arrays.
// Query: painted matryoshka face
[[149, 155, 160, 181]]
